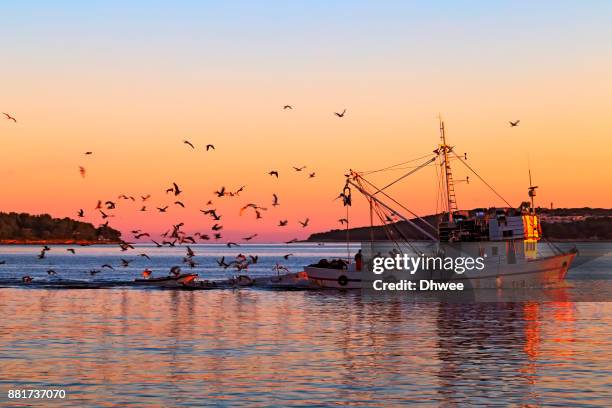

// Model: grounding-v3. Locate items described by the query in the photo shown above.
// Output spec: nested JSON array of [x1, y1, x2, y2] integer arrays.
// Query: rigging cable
[[372, 157, 437, 195], [366, 184, 429, 255], [371, 201, 414, 254], [355, 175, 438, 233], [450, 151, 513, 208], [357, 153, 436, 175], [377, 205, 425, 255]]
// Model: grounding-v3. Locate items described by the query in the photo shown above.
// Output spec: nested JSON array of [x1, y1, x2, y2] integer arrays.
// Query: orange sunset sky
[[1, 2, 611, 241]]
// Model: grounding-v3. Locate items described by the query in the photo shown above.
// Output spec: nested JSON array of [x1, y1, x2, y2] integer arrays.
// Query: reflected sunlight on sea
[[0, 243, 610, 406]]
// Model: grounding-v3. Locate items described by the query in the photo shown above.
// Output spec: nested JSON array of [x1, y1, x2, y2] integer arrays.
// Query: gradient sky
[[1, 1, 611, 241]]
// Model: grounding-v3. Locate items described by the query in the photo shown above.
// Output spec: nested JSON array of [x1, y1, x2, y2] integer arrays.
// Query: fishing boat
[[305, 120, 577, 290]]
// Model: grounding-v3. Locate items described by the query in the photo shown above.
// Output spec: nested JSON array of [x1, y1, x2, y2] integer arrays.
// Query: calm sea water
[[0, 243, 363, 283], [0, 243, 610, 406]]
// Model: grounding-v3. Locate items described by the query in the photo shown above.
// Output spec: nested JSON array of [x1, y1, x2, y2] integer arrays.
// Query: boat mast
[[528, 167, 538, 215], [439, 119, 458, 222]]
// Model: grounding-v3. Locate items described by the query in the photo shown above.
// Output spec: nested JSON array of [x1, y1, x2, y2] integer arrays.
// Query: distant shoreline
[[0, 240, 121, 246], [303, 239, 612, 243], [306, 208, 612, 243], [0, 240, 609, 246]]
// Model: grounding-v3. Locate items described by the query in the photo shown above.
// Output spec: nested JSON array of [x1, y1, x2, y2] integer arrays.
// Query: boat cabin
[[438, 208, 541, 242]]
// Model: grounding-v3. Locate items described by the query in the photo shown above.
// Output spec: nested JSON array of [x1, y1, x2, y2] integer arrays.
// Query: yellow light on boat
[[522, 215, 541, 241]]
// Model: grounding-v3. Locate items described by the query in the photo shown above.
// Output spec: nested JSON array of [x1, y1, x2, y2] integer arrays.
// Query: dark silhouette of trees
[[0, 212, 121, 242]]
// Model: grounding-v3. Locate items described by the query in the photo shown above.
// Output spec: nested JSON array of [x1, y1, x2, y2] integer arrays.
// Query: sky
[[1, 1, 611, 241]]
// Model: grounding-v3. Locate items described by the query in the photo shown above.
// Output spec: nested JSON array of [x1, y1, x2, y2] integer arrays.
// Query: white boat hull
[[305, 251, 577, 290], [304, 265, 367, 289]]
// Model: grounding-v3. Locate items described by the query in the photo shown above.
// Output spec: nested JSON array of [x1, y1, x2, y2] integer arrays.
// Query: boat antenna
[[527, 157, 538, 215]]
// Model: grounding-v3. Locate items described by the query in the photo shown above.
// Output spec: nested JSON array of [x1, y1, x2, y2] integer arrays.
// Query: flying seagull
[[334, 109, 346, 118], [283, 105, 293, 110], [2, 112, 16, 122], [183, 140, 195, 149], [171, 182, 181, 196], [509, 120, 520, 127], [214, 186, 226, 197]]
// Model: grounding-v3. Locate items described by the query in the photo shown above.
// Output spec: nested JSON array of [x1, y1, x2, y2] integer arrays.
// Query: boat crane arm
[[346, 179, 438, 241], [352, 172, 438, 233]]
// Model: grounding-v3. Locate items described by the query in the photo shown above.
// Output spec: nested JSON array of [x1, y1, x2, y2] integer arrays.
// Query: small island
[[0, 212, 122, 245]]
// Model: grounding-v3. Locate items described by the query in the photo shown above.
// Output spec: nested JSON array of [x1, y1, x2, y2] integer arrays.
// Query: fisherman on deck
[[354, 249, 363, 271]]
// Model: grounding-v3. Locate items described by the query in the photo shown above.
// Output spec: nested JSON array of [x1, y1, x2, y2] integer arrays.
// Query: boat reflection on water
[[433, 290, 601, 407]]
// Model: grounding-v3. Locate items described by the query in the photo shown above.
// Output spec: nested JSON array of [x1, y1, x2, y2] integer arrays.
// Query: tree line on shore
[[0, 212, 121, 242]]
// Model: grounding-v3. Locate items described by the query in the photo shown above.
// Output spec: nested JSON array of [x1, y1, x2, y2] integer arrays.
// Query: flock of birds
[[1, 106, 363, 282], [2, 109, 522, 283]]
